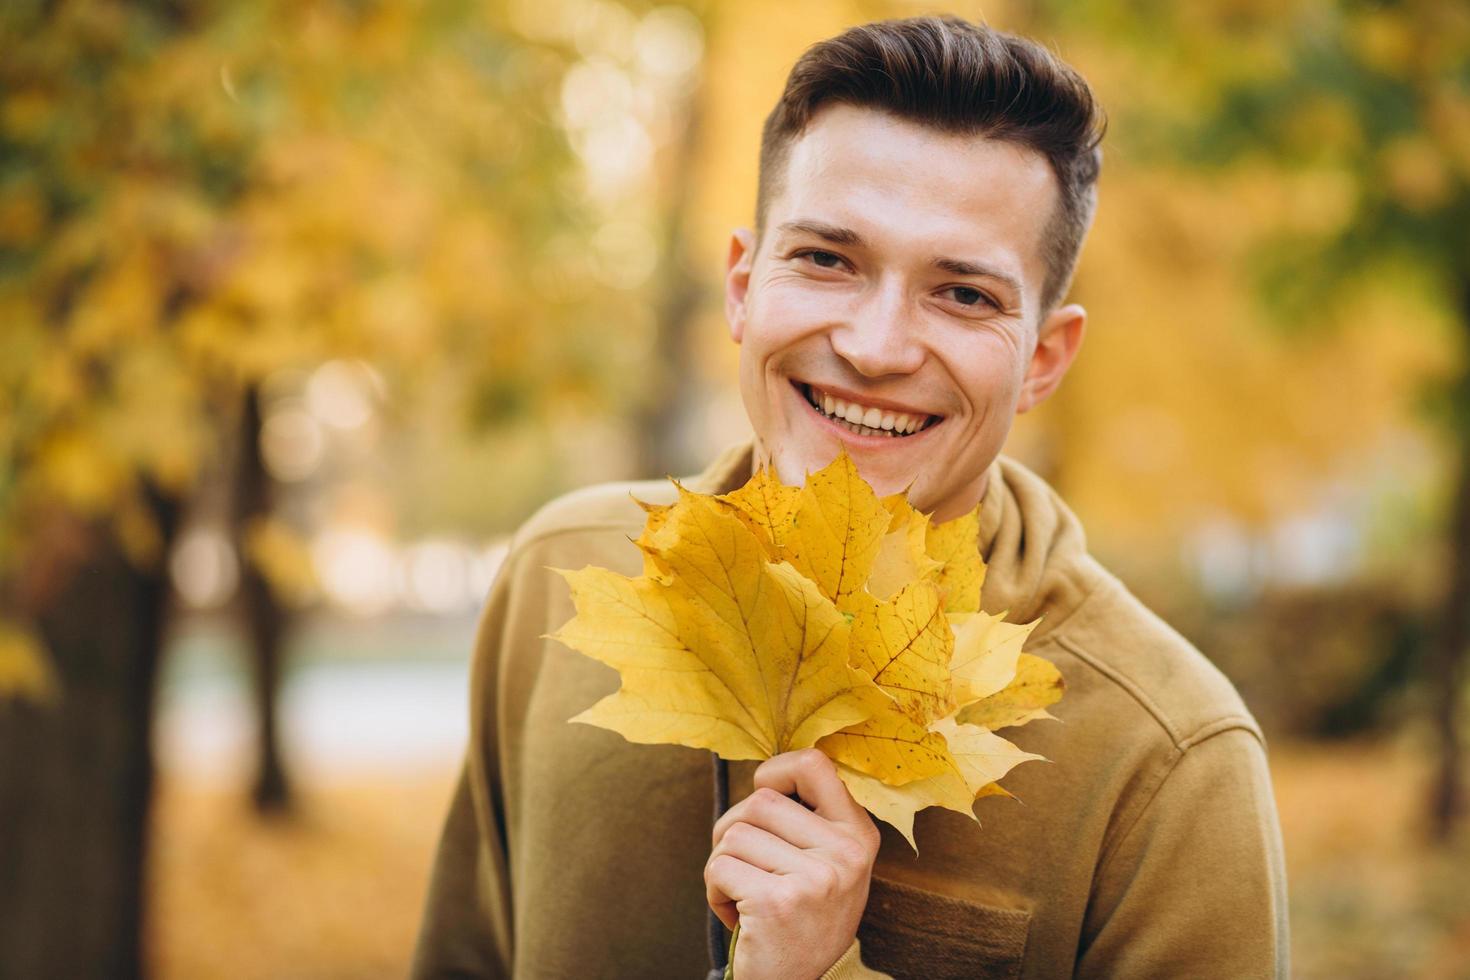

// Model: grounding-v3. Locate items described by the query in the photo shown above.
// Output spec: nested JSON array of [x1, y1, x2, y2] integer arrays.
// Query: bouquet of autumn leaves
[[551, 452, 1063, 847]]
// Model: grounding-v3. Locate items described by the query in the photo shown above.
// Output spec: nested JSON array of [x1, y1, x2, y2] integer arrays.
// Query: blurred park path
[[154, 613, 474, 784]]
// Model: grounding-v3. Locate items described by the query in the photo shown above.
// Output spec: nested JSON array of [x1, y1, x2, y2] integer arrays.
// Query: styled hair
[[757, 16, 1106, 311]]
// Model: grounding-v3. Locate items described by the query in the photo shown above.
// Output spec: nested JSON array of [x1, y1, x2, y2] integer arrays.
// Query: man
[[413, 16, 1289, 980]]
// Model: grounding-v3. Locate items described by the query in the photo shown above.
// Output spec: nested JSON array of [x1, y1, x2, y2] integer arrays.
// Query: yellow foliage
[[0, 620, 59, 705], [845, 585, 952, 724], [1381, 135, 1453, 212], [868, 495, 943, 602], [949, 611, 1038, 707], [33, 347, 87, 414], [115, 491, 165, 569], [780, 454, 892, 615], [2, 0, 668, 565], [103, 346, 208, 494], [923, 507, 987, 613], [0, 177, 45, 247], [719, 465, 800, 558], [36, 427, 129, 515], [1348, 10, 1418, 77], [553, 491, 875, 760], [555, 451, 1064, 847], [959, 654, 1065, 731], [836, 717, 1042, 847]]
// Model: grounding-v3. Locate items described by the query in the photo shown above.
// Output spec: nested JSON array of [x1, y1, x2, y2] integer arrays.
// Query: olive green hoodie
[[412, 444, 1288, 979]]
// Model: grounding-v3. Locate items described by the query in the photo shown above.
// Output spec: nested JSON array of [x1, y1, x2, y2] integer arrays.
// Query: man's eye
[[946, 285, 994, 308], [801, 250, 843, 269]]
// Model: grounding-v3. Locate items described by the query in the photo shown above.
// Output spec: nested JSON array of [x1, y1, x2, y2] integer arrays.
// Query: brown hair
[[757, 16, 1105, 311]]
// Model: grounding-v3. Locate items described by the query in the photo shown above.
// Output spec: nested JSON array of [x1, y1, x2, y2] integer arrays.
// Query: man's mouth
[[796, 382, 940, 439]]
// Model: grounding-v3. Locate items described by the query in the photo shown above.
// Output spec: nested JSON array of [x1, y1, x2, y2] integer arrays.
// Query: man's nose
[[828, 279, 925, 378]]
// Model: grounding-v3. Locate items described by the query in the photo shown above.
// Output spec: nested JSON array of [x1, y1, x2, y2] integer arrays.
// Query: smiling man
[[413, 16, 1288, 980], [730, 103, 1083, 524]]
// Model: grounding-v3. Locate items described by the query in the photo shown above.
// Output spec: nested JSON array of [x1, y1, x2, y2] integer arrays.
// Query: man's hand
[[705, 748, 881, 980]]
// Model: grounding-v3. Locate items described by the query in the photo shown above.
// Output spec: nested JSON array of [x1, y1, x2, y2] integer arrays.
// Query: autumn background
[[2, 0, 1468, 976]]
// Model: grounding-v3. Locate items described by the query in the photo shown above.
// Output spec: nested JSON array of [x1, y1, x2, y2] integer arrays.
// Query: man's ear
[[724, 228, 756, 344], [1017, 303, 1086, 414]]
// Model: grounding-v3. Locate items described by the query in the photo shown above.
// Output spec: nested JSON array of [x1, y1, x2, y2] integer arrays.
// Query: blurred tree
[[636, 9, 712, 478], [0, 0, 706, 973], [233, 385, 291, 812], [1094, 0, 1470, 839]]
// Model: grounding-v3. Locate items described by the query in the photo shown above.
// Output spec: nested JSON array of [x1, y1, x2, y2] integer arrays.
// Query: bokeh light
[[169, 529, 241, 610], [311, 528, 398, 617], [261, 405, 325, 483]]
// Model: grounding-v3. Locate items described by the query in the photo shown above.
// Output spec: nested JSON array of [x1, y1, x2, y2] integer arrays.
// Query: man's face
[[725, 104, 1085, 522]]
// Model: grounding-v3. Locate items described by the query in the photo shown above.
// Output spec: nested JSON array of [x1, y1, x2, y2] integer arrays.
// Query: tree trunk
[[1429, 278, 1470, 841], [233, 384, 292, 813], [636, 45, 709, 480], [0, 489, 179, 979]]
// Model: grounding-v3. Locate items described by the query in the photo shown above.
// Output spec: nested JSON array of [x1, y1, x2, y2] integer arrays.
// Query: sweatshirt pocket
[[856, 876, 1031, 980]]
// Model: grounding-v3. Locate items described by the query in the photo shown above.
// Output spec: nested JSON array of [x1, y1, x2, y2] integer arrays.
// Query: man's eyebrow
[[932, 257, 1024, 298], [775, 220, 864, 247]]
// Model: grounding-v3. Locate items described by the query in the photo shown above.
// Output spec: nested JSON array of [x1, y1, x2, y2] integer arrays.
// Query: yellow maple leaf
[[958, 653, 1065, 730], [818, 687, 958, 786], [553, 487, 879, 760], [846, 584, 953, 723], [933, 716, 1044, 795], [555, 449, 1063, 850], [725, 456, 968, 786], [631, 497, 673, 579], [826, 604, 1058, 846], [925, 507, 986, 613], [835, 718, 1040, 848], [868, 494, 944, 602], [949, 611, 1040, 707], [776, 452, 891, 615], [719, 465, 799, 558], [816, 582, 960, 786]]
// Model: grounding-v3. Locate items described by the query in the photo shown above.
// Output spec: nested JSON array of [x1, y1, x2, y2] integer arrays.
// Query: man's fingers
[[714, 820, 821, 876], [713, 787, 829, 850], [705, 752, 881, 977], [753, 748, 870, 828], [704, 853, 773, 929], [708, 897, 738, 932]]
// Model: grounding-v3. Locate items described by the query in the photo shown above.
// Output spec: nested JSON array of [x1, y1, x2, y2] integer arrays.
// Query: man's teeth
[[806, 386, 931, 437]]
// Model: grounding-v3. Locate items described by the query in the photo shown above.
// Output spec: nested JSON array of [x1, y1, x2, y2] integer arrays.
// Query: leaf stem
[[722, 922, 740, 980]]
